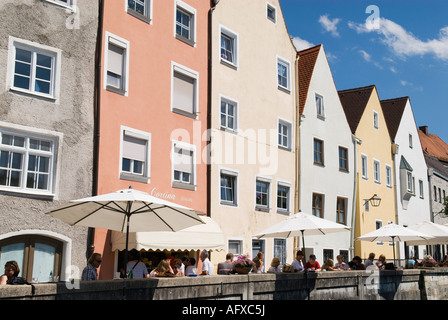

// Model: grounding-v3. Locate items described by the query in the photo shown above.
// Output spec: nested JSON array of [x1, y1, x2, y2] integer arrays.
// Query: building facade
[[381, 97, 431, 260], [339, 85, 396, 260], [209, 0, 297, 267], [0, 0, 98, 281], [297, 44, 355, 264], [93, 0, 210, 279]]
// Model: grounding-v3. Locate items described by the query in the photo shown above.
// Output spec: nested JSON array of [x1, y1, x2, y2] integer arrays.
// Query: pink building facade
[[95, 0, 209, 279]]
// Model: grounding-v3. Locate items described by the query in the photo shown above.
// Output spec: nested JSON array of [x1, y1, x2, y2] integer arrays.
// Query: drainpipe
[[391, 143, 400, 261], [350, 134, 362, 260], [88, 0, 105, 258]]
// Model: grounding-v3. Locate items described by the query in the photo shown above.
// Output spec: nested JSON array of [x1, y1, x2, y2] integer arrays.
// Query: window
[[277, 183, 290, 213], [373, 111, 379, 129], [0, 235, 62, 282], [323, 249, 334, 263], [315, 94, 324, 118], [338, 147, 348, 171], [361, 154, 368, 179], [256, 179, 270, 210], [274, 239, 286, 265], [278, 120, 292, 150], [220, 26, 238, 67], [220, 170, 237, 206], [386, 165, 392, 187], [0, 125, 60, 196], [277, 57, 291, 91], [8, 37, 61, 100], [220, 97, 237, 131], [373, 160, 381, 184], [171, 62, 199, 117], [434, 186, 437, 202], [175, 1, 196, 46], [45, 0, 75, 10], [228, 239, 242, 255], [313, 138, 324, 165], [419, 180, 424, 198], [336, 197, 347, 225], [172, 141, 196, 189], [120, 127, 151, 183], [407, 171, 414, 194], [105, 33, 129, 95], [312, 193, 324, 218], [266, 3, 276, 23], [127, 0, 152, 23], [439, 188, 442, 203], [409, 134, 413, 149], [376, 220, 383, 245]]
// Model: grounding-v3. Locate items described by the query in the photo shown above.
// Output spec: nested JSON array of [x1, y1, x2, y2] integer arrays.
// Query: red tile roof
[[380, 97, 409, 141], [297, 44, 321, 115], [418, 127, 448, 162], [338, 85, 375, 134]]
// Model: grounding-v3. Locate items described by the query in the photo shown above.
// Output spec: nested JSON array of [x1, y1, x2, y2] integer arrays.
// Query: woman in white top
[[267, 258, 282, 273]]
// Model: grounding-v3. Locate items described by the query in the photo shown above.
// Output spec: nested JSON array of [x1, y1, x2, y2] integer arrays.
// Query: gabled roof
[[424, 154, 448, 180], [419, 126, 448, 163], [297, 44, 321, 115], [380, 97, 409, 141], [338, 85, 376, 134]]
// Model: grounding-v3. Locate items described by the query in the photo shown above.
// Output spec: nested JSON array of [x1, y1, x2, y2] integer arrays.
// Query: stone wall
[[1, 269, 447, 300]]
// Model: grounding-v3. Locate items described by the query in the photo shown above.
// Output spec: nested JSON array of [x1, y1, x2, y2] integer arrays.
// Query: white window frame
[[228, 238, 244, 256], [373, 110, 379, 129], [266, 2, 277, 23], [174, 0, 197, 46], [373, 159, 381, 184], [104, 32, 130, 96], [220, 25, 239, 68], [385, 164, 392, 188], [315, 93, 325, 118], [276, 180, 291, 214], [219, 95, 238, 132], [406, 171, 414, 194], [361, 154, 368, 180], [7, 37, 62, 102], [0, 121, 62, 199], [375, 220, 383, 245], [171, 61, 199, 118], [278, 118, 292, 150], [277, 56, 291, 92], [45, 0, 76, 11], [220, 168, 238, 206], [419, 179, 424, 199], [255, 176, 271, 211], [409, 134, 413, 149], [119, 126, 151, 184], [171, 140, 196, 190], [126, 0, 153, 24]]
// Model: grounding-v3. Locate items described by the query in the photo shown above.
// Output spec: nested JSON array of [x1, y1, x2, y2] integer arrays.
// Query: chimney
[[419, 126, 428, 135]]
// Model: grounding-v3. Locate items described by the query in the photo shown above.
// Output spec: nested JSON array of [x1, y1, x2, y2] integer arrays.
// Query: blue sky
[[279, 0, 448, 143]]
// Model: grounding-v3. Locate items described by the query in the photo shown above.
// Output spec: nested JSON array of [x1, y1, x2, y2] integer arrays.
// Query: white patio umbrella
[[254, 211, 351, 257], [356, 223, 434, 264], [405, 221, 448, 245], [46, 187, 204, 290]]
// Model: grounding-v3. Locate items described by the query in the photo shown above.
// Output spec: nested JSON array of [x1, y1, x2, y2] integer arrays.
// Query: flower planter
[[235, 267, 252, 274]]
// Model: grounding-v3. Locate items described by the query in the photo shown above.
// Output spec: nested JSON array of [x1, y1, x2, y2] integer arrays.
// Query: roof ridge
[[298, 44, 322, 55], [381, 96, 409, 103], [338, 84, 375, 94]]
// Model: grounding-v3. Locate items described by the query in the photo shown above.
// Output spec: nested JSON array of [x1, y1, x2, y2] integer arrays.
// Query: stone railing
[[1, 268, 447, 300]]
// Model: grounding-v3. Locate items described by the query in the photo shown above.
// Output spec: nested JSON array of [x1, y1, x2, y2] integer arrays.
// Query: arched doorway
[[0, 235, 63, 282]]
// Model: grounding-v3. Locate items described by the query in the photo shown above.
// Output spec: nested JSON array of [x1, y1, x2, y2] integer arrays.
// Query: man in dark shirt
[[217, 253, 234, 274]]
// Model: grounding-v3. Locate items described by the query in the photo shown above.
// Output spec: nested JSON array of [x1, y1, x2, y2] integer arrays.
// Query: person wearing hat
[[291, 250, 305, 272]]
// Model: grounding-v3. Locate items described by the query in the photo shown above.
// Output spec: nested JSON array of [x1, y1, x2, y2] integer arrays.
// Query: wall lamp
[[363, 194, 381, 207]]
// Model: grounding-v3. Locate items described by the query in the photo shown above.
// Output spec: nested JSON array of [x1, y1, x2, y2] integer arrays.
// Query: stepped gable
[[338, 85, 375, 134]]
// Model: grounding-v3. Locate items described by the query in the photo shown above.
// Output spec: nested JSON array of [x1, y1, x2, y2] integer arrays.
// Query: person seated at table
[[185, 258, 197, 276], [375, 254, 386, 270], [322, 259, 340, 271], [334, 255, 349, 271], [348, 256, 365, 270], [267, 258, 282, 273], [305, 254, 321, 272], [149, 259, 175, 277]]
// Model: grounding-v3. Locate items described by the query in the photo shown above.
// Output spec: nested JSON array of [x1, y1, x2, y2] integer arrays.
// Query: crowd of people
[[2, 250, 448, 284]]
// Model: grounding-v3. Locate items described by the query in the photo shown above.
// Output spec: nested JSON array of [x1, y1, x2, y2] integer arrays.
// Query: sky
[[279, 0, 448, 143]]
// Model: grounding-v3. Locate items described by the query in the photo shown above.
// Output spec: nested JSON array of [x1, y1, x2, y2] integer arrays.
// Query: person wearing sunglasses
[[81, 253, 102, 281], [0, 260, 20, 285]]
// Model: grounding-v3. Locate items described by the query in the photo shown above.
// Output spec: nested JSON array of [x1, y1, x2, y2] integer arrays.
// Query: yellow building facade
[[339, 86, 396, 260]]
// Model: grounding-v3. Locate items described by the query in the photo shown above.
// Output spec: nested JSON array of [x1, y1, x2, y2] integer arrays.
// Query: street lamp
[[363, 194, 381, 207]]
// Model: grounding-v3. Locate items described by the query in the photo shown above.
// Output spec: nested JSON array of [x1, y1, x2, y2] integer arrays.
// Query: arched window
[[0, 235, 62, 282]]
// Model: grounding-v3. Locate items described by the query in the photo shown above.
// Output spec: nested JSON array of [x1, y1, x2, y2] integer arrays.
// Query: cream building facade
[[209, 0, 297, 268]]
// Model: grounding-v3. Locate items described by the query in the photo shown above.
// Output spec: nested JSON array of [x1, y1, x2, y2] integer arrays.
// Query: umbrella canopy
[[255, 211, 351, 258], [356, 223, 434, 264], [405, 221, 448, 245]]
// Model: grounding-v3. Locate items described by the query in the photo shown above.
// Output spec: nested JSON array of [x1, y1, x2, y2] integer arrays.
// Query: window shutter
[[123, 135, 146, 162], [108, 43, 124, 76], [173, 147, 192, 173], [173, 72, 195, 114]]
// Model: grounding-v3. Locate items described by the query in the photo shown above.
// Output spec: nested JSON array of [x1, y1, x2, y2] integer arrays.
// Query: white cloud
[[348, 18, 448, 61], [319, 14, 341, 37], [390, 66, 397, 73], [291, 36, 314, 51], [359, 50, 371, 62]]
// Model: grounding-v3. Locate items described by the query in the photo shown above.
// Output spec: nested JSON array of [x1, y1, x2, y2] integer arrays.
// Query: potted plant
[[421, 255, 437, 267], [233, 254, 255, 274]]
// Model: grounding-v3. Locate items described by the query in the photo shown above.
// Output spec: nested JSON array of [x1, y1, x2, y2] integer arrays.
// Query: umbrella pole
[[392, 236, 396, 267], [301, 230, 305, 264], [123, 210, 131, 300]]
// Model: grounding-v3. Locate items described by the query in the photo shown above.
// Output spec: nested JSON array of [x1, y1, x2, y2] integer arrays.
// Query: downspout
[[391, 143, 401, 260], [350, 134, 361, 260], [88, 0, 105, 258], [295, 53, 301, 254]]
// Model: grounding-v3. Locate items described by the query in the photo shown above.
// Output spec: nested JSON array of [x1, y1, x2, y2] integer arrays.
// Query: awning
[[111, 216, 225, 252]]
